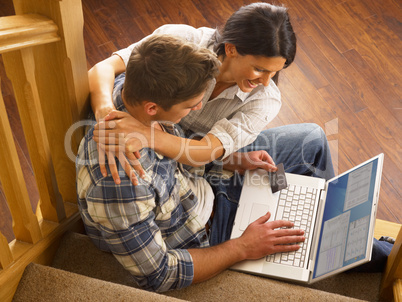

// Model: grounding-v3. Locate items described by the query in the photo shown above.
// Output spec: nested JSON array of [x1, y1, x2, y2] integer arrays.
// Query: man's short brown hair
[[124, 35, 220, 110]]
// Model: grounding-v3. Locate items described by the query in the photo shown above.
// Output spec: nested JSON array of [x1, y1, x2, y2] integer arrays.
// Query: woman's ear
[[225, 43, 238, 57], [143, 101, 159, 116]]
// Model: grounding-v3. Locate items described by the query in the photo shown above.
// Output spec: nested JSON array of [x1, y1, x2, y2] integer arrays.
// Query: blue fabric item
[[207, 173, 244, 246], [349, 238, 393, 273]]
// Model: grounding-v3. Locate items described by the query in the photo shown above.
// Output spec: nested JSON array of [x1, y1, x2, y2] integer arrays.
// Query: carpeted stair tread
[[51, 232, 381, 301], [12, 263, 184, 302], [164, 269, 368, 302], [51, 231, 138, 287]]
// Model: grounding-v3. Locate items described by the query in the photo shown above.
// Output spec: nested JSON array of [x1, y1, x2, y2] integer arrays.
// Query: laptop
[[230, 154, 384, 283]]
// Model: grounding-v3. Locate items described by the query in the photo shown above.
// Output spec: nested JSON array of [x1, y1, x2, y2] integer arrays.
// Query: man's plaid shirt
[[76, 74, 211, 292]]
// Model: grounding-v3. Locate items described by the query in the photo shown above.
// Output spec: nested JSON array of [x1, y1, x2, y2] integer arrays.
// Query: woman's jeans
[[238, 123, 335, 179]]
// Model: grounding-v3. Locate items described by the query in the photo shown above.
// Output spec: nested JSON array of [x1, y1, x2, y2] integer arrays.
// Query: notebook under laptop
[[230, 154, 384, 283]]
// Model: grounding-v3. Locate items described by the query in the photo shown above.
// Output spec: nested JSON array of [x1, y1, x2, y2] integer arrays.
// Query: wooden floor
[[0, 0, 401, 242]]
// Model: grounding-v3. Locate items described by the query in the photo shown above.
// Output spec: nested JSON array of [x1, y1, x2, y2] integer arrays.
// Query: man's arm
[[189, 212, 305, 283], [83, 176, 195, 292], [88, 55, 126, 121]]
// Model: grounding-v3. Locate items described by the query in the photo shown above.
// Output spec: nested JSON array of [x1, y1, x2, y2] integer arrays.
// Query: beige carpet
[[13, 263, 184, 302], [46, 232, 384, 301]]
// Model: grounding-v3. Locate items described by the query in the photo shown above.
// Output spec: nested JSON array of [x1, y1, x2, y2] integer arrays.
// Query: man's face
[[154, 92, 204, 123]]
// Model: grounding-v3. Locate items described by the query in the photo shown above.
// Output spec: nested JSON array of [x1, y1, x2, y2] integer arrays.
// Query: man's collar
[[113, 79, 129, 113]]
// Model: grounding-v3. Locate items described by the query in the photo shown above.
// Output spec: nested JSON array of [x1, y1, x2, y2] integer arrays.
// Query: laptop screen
[[312, 157, 380, 279]]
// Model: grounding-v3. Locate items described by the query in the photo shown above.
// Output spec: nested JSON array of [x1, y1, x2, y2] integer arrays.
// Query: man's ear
[[225, 43, 238, 57], [143, 101, 159, 116]]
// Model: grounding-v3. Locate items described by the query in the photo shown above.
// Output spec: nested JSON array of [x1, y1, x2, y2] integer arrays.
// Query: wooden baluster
[[11, 0, 90, 205], [0, 85, 42, 244], [0, 232, 13, 269], [2, 47, 66, 223]]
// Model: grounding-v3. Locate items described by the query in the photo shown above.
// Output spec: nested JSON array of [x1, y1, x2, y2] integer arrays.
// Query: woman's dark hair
[[213, 2, 296, 83]]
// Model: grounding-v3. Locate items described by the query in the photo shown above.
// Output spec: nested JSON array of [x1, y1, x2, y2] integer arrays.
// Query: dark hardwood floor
[[0, 0, 401, 242]]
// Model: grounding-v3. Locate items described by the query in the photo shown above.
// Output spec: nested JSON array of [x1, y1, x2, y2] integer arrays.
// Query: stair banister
[[0, 1, 89, 301]]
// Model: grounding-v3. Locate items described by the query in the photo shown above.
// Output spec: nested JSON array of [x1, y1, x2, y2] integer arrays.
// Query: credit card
[[268, 163, 287, 193]]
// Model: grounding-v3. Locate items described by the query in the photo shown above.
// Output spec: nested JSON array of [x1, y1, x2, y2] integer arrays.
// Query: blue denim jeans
[[207, 172, 244, 246], [349, 238, 393, 273], [237, 123, 335, 180]]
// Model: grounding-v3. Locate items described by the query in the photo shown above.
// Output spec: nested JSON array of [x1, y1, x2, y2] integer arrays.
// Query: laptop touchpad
[[240, 203, 270, 231]]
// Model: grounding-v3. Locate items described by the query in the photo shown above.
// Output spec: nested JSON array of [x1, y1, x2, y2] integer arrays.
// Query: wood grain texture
[[0, 14, 60, 54]]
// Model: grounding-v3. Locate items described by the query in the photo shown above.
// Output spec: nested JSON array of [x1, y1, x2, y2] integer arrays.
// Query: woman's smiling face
[[224, 44, 287, 92]]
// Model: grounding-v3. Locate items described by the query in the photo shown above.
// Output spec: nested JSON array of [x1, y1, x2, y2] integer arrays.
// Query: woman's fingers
[[126, 151, 145, 179], [96, 143, 145, 185], [98, 143, 107, 177], [106, 150, 120, 184], [118, 152, 139, 186]]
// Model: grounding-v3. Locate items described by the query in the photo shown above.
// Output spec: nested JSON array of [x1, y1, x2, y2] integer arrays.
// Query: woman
[[90, 2, 334, 185]]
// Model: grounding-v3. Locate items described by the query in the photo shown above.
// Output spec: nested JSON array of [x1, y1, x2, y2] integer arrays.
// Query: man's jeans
[[206, 123, 390, 272]]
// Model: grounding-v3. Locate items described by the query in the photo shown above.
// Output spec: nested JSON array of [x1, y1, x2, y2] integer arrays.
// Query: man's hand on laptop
[[239, 212, 305, 259]]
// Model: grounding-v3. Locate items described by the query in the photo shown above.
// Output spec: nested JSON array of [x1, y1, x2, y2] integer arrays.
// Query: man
[[76, 35, 305, 292]]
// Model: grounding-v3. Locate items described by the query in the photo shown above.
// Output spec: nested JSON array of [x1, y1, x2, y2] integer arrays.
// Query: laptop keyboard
[[265, 184, 318, 268]]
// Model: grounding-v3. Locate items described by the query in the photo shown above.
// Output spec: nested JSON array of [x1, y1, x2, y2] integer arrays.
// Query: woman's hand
[[94, 110, 149, 185], [223, 150, 277, 174]]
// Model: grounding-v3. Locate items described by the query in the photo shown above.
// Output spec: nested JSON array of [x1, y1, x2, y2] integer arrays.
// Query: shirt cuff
[[208, 130, 234, 160], [169, 249, 194, 290], [208, 119, 258, 159]]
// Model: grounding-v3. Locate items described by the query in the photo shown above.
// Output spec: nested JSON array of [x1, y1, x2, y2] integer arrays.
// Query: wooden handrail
[[0, 14, 60, 54]]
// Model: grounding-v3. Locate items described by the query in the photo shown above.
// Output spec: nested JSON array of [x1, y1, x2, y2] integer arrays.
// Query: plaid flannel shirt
[[76, 75, 210, 292]]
